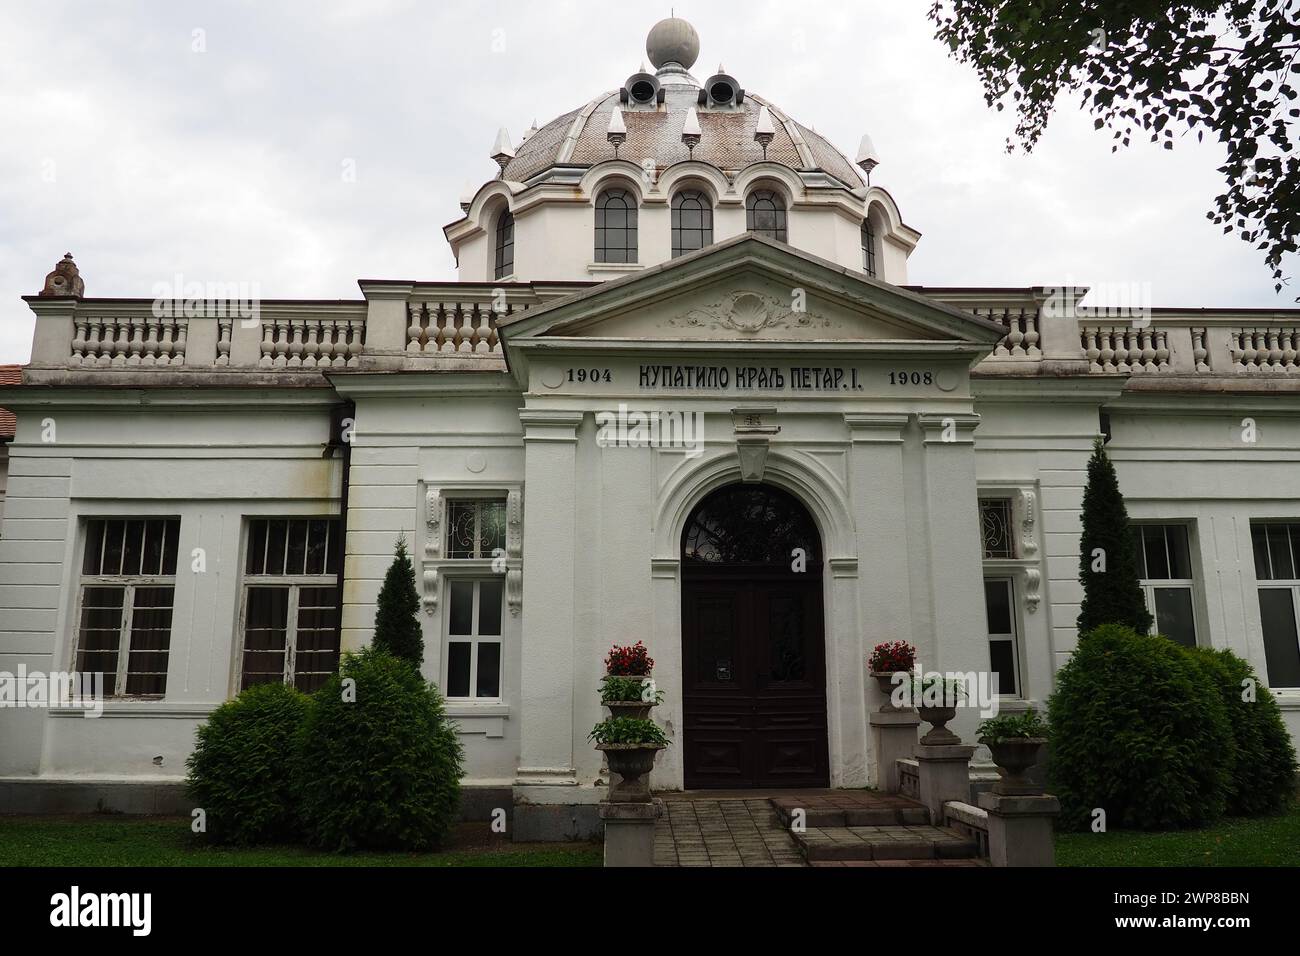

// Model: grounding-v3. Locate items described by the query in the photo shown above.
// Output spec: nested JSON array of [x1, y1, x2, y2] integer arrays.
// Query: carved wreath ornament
[[669, 290, 832, 334]]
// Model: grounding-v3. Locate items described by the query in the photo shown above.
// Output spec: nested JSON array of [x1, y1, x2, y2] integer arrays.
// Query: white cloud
[[0, 0, 1286, 364]]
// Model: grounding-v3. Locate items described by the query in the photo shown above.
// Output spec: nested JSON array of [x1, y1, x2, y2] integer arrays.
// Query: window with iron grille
[[1250, 522, 1300, 687], [75, 518, 180, 697], [239, 518, 341, 692], [1132, 523, 1198, 648], [745, 189, 787, 242], [594, 189, 638, 263], [671, 189, 713, 257], [494, 211, 515, 279], [861, 218, 877, 277], [446, 498, 507, 559], [978, 498, 1016, 559]]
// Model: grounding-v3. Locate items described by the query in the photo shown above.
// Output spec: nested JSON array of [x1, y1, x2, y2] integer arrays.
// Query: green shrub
[[589, 717, 669, 746], [185, 682, 311, 845], [1048, 624, 1232, 831], [372, 536, 424, 666], [977, 707, 1049, 743], [296, 646, 464, 851], [1182, 646, 1297, 816]]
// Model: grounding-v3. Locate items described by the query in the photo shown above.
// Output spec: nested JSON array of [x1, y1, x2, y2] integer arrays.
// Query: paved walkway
[[653, 796, 807, 867]]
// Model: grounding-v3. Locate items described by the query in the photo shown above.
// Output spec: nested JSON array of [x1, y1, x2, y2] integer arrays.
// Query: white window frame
[[1133, 522, 1199, 647], [72, 518, 180, 699], [1251, 521, 1300, 689], [234, 517, 341, 694], [983, 575, 1022, 698], [441, 572, 506, 703]]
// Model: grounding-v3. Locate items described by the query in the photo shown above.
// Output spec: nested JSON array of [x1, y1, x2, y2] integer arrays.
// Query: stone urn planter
[[985, 737, 1048, 795], [597, 743, 666, 803], [917, 704, 961, 746], [601, 675, 658, 720], [868, 670, 910, 712]]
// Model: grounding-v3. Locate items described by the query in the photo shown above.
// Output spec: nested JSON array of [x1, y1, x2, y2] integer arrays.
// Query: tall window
[[75, 518, 180, 697], [594, 188, 638, 263], [239, 518, 341, 692], [861, 218, 877, 277], [1251, 522, 1300, 687], [671, 189, 713, 257], [1132, 523, 1198, 647], [494, 211, 514, 280], [445, 578, 504, 699], [745, 189, 787, 242], [984, 578, 1021, 696]]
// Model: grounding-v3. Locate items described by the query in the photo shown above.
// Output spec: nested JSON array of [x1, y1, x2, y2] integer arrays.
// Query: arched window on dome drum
[[494, 211, 514, 280], [745, 189, 788, 243], [861, 218, 877, 278], [671, 189, 713, 258], [594, 188, 638, 264]]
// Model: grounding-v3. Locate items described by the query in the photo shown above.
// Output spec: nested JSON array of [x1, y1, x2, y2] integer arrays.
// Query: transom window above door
[[446, 498, 507, 559]]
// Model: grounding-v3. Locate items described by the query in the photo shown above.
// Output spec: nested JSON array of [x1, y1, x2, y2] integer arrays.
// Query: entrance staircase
[[769, 792, 988, 867]]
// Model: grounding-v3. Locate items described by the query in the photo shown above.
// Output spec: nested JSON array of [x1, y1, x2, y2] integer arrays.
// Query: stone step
[[792, 824, 981, 863], [769, 794, 931, 829]]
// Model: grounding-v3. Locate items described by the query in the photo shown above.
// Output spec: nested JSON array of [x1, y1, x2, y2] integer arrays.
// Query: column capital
[[519, 408, 584, 442]]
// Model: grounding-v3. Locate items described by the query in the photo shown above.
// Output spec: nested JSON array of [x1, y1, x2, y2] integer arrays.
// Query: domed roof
[[499, 21, 865, 190]]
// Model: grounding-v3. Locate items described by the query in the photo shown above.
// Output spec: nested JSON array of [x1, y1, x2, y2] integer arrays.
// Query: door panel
[[682, 577, 828, 789]]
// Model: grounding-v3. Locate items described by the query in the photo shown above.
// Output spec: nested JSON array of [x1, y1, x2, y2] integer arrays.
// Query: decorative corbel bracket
[[506, 489, 523, 616], [423, 488, 442, 615]]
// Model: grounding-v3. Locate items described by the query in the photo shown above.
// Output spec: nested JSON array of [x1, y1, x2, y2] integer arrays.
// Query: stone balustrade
[[22, 284, 1300, 385]]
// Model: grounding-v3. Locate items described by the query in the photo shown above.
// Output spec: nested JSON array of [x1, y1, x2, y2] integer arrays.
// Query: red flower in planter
[[867, 641, 916, 673], [605, 641, 654, 676]]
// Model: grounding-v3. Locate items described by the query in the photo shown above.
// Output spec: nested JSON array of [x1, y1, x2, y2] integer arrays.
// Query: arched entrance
[[680, 483, 830, 789]]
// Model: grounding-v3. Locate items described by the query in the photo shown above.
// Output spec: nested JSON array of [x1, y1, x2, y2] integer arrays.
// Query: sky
[[0, 0, 1288, 364]]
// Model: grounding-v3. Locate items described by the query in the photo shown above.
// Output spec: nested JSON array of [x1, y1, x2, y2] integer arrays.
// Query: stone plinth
[[914, 743, 975, 823], [869, 710, 920, 793], [600, 800, 662, 868], [978, 791, 1060, 867]]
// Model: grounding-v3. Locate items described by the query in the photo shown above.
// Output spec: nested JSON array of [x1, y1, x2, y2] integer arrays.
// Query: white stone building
[[2, 18, 1298, 833]]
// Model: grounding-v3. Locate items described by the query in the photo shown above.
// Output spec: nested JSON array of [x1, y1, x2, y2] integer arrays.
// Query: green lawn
[[1056, 807, 1300, 867], [0, 816, 602, 867]]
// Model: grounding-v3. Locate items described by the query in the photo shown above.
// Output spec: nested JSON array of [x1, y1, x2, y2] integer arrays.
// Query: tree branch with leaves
[[928, 0, 1299, 293]]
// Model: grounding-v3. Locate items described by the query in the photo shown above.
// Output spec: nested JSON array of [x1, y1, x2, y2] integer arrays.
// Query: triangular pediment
[[498, 234, 1005, 348]]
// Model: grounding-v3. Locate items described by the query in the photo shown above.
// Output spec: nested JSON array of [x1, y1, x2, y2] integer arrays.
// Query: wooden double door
[[681, 570, 830, 789]]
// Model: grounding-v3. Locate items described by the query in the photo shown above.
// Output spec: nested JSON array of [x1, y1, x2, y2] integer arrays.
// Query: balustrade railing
[[257, 316, 365, 368], [1080, 324, 1172, 373], [70, 315, 188, 366], [404, 300, 532, 354], [1228, 327, 1300, 373]]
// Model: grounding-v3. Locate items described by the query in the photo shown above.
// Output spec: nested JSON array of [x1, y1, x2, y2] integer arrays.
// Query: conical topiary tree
[[1077, 437, 1153, 635], [373, 535, 424, 666]]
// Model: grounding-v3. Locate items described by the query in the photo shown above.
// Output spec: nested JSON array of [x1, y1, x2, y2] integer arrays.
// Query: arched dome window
[[671, 189, 713, 258], [494, 211, 515, 280], [861, 218, 877, 278], [746, 189, 787, 243], [595, 188, 638, 263]]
